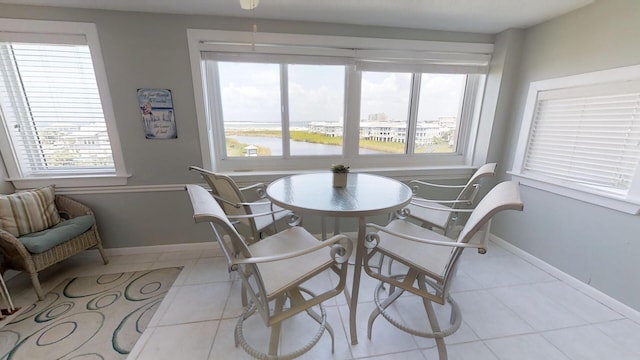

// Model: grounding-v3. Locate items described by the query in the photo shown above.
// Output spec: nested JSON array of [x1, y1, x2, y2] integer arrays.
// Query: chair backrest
[[434, 180, 522, 295], [456, 180, 523, 245], [186, 184, 270, 318], [189, 166, 260, 240], [453, 162, 497, 206], [186, 184, 251, 262]]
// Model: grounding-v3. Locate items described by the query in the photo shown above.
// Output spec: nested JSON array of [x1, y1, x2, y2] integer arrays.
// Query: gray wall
[[0, 4, 494, 248], [492, 0, 640, 311], [0, 156, 13, 195]]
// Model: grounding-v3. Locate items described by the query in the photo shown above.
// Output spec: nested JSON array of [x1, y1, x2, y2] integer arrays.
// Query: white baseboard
[[2, 242, 218, 282], [490, 234, 640, 324]]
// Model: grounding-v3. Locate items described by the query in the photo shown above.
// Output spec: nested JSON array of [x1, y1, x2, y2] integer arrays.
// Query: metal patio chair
[[364, 180, 523, 360], [405, 162, 497, 237], [186, 184, 352, 359]]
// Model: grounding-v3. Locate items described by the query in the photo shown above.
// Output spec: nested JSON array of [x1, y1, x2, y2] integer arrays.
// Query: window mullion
[[458, 74, 479, 158], [207, 61, 226, 162], [406, 73, 421, 155], [343, 65, 361, 158], [280, 64, 290, 158]]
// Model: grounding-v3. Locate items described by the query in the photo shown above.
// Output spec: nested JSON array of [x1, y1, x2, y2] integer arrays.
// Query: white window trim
[[187, 29, 494, 175], [0, 18, 128, 189], [510, 64, 640, 215]]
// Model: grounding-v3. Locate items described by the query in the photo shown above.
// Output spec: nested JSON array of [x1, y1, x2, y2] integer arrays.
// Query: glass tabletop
[[266, 172, 412, 217]]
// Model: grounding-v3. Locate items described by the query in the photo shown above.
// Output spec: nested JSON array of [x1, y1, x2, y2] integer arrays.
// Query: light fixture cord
[[251, 0, 257, 51]]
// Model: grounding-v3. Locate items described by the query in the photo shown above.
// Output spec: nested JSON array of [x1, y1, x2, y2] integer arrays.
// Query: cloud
[[218, 63, 465, 125]]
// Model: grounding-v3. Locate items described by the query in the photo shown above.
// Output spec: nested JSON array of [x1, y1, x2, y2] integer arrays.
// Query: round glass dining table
[[267, 172, 413, 345]]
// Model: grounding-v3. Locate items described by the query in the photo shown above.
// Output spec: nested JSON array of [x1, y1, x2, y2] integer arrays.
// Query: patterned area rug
[[0, 267, 182, 360]]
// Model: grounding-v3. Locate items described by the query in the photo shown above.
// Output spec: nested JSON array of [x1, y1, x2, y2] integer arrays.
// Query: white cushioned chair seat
[[378, 219, 454, 281], [406, 202, 451, 229], [248, 201, 289, 234], [250, 227, 333, 296]]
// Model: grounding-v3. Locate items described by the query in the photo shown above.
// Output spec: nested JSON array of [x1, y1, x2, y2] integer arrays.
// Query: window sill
[[509, 172, 640, 215], [7, 174, 130, 190]]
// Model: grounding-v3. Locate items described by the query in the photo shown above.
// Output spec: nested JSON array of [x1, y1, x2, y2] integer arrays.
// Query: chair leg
[[268, 294, 287, 356], [241, 282, 248, 307], [418, 276, 447, 360], [292, 289, 335, 354], [29, 271, 45, 301], [0, 273, 18, 314], [236, 287, 330, 359], [97, 243, 109, 265], [305, 306, 334, 353], [424, 299, 447, 360], [368, 284, 404, 339]]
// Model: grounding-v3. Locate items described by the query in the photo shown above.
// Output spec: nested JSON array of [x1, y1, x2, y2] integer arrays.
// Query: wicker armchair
[[0, 195, 109, 301]]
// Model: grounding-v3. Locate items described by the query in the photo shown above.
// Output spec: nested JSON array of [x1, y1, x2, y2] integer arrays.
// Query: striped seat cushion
[[0, 185, 61, 237]]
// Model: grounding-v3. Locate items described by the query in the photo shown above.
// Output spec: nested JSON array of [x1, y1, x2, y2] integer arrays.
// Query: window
[[189, 30, 492, 173], [0, 19, 127, 188], [359, 72, 466, 155], [511, 65, 640, 214], [217, 61, 346, 158]]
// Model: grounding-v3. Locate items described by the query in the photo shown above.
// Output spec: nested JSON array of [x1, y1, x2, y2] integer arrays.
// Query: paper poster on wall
[[137, 88, 177, 139]]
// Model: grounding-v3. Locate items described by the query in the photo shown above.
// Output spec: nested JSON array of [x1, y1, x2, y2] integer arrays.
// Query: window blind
[[0, 42, 115, 176], [523, 84, 640, 194], [199, 32, 491, 75]]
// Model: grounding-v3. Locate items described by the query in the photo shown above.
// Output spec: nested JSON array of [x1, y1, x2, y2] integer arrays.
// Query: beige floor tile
[[156, 282, 231, 325], [4, 239, 639, 360], [134, 321, 219, 360]]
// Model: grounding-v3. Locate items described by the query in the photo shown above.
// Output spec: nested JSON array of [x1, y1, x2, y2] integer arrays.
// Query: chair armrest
[[411, 197, 473, 205], [238, 182, 268, 200], [408, 201, 474, 213], [231, 234, 352, 266], [226, 208, 300, 227], [0, 229, 33, 265], [209, 194, 272, 210], [365, 223, 484, 251], [409, 179, 466, 190], [226, 207, 289, 219], [55, 195, 94, 219]]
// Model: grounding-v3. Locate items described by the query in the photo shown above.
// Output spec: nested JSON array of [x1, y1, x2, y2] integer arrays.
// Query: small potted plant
[[331, 164, 350, 188]]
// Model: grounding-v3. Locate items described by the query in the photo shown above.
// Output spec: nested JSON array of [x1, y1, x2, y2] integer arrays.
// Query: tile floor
[[3, 238, 640, 360]]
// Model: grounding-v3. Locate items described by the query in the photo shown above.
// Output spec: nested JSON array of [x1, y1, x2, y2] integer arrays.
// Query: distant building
[[309, 120, 447, 145], [438, 116, 457, 128], [360, 121, 404, 143], [367, 113, 388, 122], [308, 122, 343, 137]]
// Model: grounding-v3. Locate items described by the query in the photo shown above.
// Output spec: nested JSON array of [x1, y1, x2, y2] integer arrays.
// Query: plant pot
[[333, 173, 348, 188]]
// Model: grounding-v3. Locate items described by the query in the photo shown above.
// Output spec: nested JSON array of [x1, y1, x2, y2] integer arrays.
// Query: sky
[[218, 61, 464, 124]]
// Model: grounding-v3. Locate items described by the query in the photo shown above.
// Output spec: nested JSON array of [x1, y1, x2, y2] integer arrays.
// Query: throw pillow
[[0, 185, 61, 237]]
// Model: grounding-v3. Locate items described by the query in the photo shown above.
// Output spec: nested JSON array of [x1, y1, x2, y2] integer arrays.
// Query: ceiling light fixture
[[239, 0, 259, 10]]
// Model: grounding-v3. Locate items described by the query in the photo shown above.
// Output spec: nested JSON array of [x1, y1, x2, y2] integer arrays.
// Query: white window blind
[[523, 82, 640, 194], [0, 42, 115, 177]]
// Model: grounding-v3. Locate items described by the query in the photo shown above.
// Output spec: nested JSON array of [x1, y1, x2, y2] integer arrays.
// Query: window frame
[[187, 29, 493, 175], [510, 64, 640, 215], [0, 18, 128, 189]]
